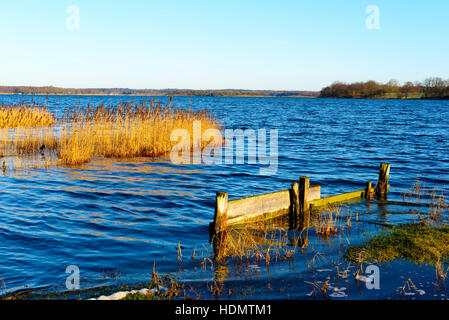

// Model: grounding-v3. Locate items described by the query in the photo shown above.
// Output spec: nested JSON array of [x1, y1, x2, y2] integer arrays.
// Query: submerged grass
[[315, 203, 344, 237], [213, 219, 301, 266], [345, 223, 449, 265]]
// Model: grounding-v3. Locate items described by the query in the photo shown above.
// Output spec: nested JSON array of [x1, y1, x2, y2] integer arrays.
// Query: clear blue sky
[[0, 0, 448, 91]]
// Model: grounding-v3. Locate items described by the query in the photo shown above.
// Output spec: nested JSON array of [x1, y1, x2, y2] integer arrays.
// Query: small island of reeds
[[0, 98, 221, 171]]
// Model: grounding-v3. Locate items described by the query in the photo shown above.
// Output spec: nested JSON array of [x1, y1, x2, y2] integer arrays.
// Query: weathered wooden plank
[[308, 185, 321, 202], [227, 189, 290, 223], [225, 184, 321, 227], [309, 189, 366, 208], [227, 207, 290, 226]]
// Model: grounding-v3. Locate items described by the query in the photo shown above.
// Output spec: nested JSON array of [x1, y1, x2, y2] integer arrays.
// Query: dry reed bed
[[0, 102, 56, 128], [0, 98, 221, 169]]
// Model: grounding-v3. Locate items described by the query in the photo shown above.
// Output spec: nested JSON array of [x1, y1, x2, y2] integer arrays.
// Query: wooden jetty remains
[[211, 162, 391, 234]]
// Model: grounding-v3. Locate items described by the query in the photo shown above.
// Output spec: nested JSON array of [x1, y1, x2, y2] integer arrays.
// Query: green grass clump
[[345, 223, 449, 264]]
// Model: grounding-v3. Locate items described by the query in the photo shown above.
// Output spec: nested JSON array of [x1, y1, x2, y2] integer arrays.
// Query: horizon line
[[0, 85, 319, 92]]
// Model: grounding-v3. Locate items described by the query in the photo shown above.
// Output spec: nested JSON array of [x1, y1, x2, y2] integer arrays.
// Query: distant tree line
[[0, 86, 318, 98], [319, 78, 449, 99]]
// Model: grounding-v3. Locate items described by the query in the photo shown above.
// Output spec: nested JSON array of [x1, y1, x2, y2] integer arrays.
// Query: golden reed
[[0, 97, 221, 169], [0, 102, 56, 128]]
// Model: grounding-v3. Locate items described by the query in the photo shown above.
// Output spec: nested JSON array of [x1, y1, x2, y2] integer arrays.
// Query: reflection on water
[[1, 95, 449, 299]]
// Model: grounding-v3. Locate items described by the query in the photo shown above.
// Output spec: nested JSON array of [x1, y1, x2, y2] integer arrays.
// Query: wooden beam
[[290, 182, 300, 216], [290, 182, 300, 227], [365, 181, 373, 199], [299, 176, 310, 211], [376, 163, 391, 200], [214, 192, 228, 233], [309, 189, 365, 208], [299, 176, 310, 229]]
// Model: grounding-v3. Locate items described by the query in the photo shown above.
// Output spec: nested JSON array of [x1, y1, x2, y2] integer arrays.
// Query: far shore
[[0, 92, 316, 98], [1, 92, 446, 100]]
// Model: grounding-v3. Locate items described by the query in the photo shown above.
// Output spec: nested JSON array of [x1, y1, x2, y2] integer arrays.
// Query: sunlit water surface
[[1, 95, 449, 299]]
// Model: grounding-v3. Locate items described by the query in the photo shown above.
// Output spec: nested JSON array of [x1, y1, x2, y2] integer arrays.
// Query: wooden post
[[365, 181, 372, 200], [299, 176, 310, 230], [290, 182, 300, 228], [214, 192, 228, 233], [213, 228, 228, 261], [376, 163, 390, 200]]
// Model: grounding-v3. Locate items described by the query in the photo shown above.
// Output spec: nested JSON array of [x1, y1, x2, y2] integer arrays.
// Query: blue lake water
[[1, 95, 449, 299]]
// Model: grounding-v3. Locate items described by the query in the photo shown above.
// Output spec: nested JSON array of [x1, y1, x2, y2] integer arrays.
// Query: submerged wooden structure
[[211, 162, 390, 234]]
